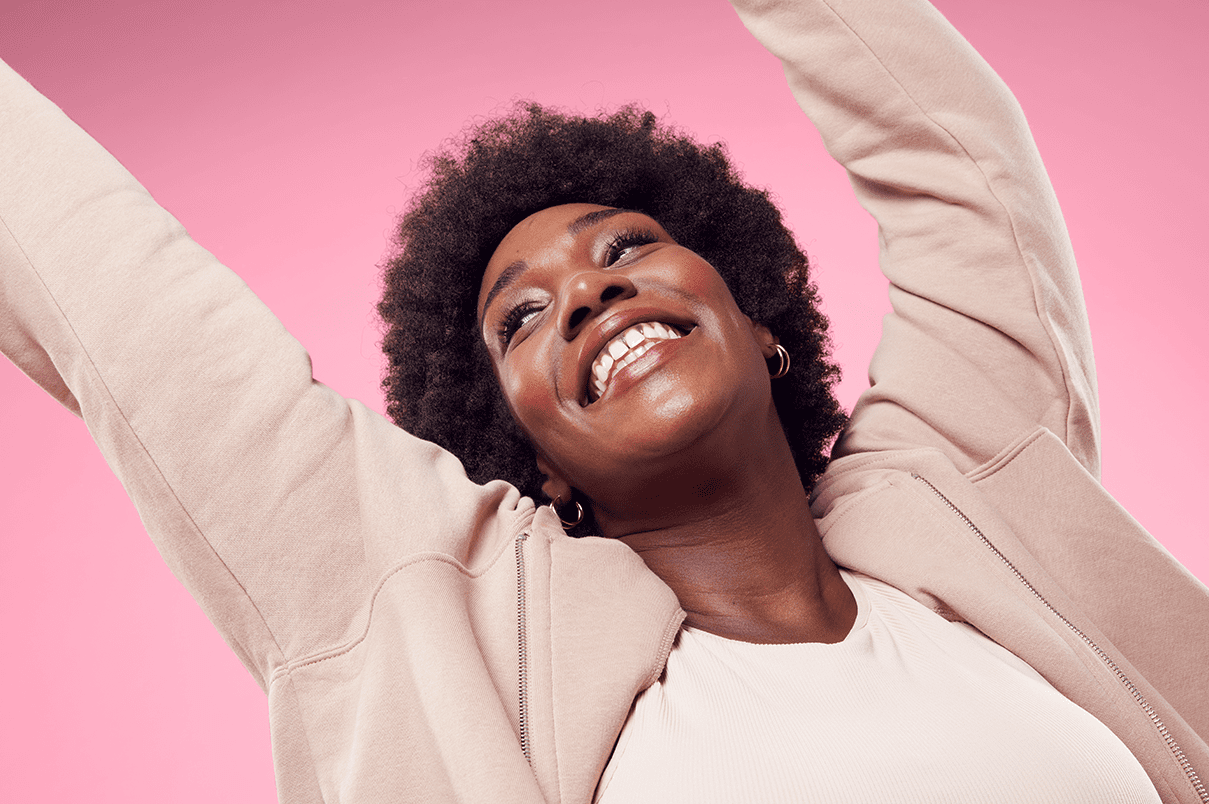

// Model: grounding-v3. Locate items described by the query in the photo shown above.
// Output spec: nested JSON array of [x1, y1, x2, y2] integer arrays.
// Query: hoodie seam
[[541, 528, 563, 804], [275, 532, 522, 677], [964, 425, 1049, 483], [645, 609, 689, 689]]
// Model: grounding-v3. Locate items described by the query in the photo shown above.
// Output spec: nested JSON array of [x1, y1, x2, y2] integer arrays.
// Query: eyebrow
[[479, 207, 639, 325], [567, 207, 632, 235], [480, 259, 528, 327]]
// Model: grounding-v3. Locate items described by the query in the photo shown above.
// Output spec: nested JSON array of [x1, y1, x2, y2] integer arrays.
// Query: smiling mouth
[[587, 322, 686, 403]]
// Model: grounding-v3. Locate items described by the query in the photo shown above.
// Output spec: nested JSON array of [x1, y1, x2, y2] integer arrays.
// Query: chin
[[612, 383, 738, 463]]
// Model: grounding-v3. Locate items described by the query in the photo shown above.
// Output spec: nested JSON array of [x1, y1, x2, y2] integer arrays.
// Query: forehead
[[477, 202, 617, 315]]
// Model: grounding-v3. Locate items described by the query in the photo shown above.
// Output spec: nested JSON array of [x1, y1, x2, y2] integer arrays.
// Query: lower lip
[[591, 334, 688, 405]]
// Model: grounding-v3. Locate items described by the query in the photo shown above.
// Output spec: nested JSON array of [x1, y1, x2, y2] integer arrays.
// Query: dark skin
[[477, 203, 856, 644]]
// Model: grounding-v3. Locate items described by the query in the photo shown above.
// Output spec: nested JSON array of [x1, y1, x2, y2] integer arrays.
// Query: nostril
[[600, 285, 625, 302], [568, 307, 590, 331]]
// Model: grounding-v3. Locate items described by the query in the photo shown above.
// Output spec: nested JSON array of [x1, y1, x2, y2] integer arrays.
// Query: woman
[[2, 0, 1209, 797]]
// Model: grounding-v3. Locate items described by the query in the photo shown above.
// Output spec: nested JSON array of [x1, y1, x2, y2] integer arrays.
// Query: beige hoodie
[[1, 0, 1205, 802]]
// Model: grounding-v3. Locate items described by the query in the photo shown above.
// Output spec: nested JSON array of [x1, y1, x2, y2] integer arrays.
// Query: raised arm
[[0, 58, 523, 688], [730, 0, 1100, 477]]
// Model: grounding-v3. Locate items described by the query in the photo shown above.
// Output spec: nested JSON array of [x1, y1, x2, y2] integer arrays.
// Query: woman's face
[[477, 203, 779, 514]]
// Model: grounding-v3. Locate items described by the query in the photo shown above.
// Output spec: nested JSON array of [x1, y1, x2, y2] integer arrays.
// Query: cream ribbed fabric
[[596, 571, 1160, 803]]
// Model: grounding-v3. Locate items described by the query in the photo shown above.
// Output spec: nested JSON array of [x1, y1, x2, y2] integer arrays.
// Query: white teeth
[[588, 322, 686, 402]]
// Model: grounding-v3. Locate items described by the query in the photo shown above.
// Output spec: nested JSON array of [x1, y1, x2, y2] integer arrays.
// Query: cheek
[[660, 257, 740, 321], [683, 269, 718, 298], [502, 365, 562, 440], [659, 258, 713, 294]]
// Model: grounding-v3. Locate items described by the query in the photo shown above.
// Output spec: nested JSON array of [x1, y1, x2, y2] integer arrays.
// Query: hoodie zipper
[[515, 532, 532, 766], [911, 473, 1207, 803]]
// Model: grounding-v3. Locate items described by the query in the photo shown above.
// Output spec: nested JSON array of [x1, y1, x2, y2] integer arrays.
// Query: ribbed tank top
[[595, 570, 1159, 803]]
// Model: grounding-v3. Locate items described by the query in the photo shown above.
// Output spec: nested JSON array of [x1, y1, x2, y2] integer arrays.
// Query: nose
[[557, 271, 638, 339]]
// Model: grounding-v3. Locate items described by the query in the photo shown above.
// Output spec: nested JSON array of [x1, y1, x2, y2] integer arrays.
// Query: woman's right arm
[[0, 58, 523, 688]]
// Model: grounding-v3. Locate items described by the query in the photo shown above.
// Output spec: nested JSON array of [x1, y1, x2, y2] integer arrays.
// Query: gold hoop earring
[[549, 495, 584, 530], [770, 343, 791, 379]]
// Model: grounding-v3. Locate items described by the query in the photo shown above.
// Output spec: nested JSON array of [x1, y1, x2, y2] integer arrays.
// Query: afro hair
[[378, 103, 847, 534]]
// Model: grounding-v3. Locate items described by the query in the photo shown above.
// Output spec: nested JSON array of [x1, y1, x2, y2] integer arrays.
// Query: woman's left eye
[[604, 228, 659, 266]]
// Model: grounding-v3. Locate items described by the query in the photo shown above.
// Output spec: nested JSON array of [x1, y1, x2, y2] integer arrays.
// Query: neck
[[596, 416, 856, 644]]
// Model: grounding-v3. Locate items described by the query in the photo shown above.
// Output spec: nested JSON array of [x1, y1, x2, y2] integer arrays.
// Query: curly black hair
[[378, 103, 847, 535]]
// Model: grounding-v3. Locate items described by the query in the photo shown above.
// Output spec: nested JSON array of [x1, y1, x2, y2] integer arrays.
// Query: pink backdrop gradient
[[1, 0, 1205, 801]]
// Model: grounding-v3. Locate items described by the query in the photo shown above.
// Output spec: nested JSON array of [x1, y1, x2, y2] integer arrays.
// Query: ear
[[535, 453, 573, 504], [747, 318, 779, 360]]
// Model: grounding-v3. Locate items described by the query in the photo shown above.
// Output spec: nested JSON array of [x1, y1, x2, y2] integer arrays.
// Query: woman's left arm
[[729, 0, 1100, 476]]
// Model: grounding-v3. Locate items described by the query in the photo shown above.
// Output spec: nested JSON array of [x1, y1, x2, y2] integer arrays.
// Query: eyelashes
[[498, 300, 543, 346], [495, 225, 661, 347], [604, 227, 659, 266]]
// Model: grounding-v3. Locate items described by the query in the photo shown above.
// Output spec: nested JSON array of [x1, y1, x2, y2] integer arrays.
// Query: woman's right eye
[[498, 302, 543, 346]]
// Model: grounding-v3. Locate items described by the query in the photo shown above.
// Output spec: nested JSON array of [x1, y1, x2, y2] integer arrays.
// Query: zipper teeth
[[515, 533, 532, 765], [911, 473, 1207, 803]]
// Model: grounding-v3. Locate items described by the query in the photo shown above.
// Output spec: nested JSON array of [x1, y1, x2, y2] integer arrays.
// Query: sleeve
[[728, 0, 1101, 477], [0, 58, 520, 689]]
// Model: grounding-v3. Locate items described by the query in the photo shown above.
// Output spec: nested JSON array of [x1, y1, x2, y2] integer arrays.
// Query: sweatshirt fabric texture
[[1, 0, 1207, 802]]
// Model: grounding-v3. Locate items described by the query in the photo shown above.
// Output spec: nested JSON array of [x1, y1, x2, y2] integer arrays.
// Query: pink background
[[1, 0, 1205, 800]]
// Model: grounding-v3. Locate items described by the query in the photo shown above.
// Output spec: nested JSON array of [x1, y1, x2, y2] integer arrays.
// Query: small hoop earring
[[770, 343, 791, 379], [549, 495, 584, 530]]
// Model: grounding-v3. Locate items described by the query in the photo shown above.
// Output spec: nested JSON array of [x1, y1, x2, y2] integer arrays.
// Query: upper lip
[[575, 307, 695, 406]]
